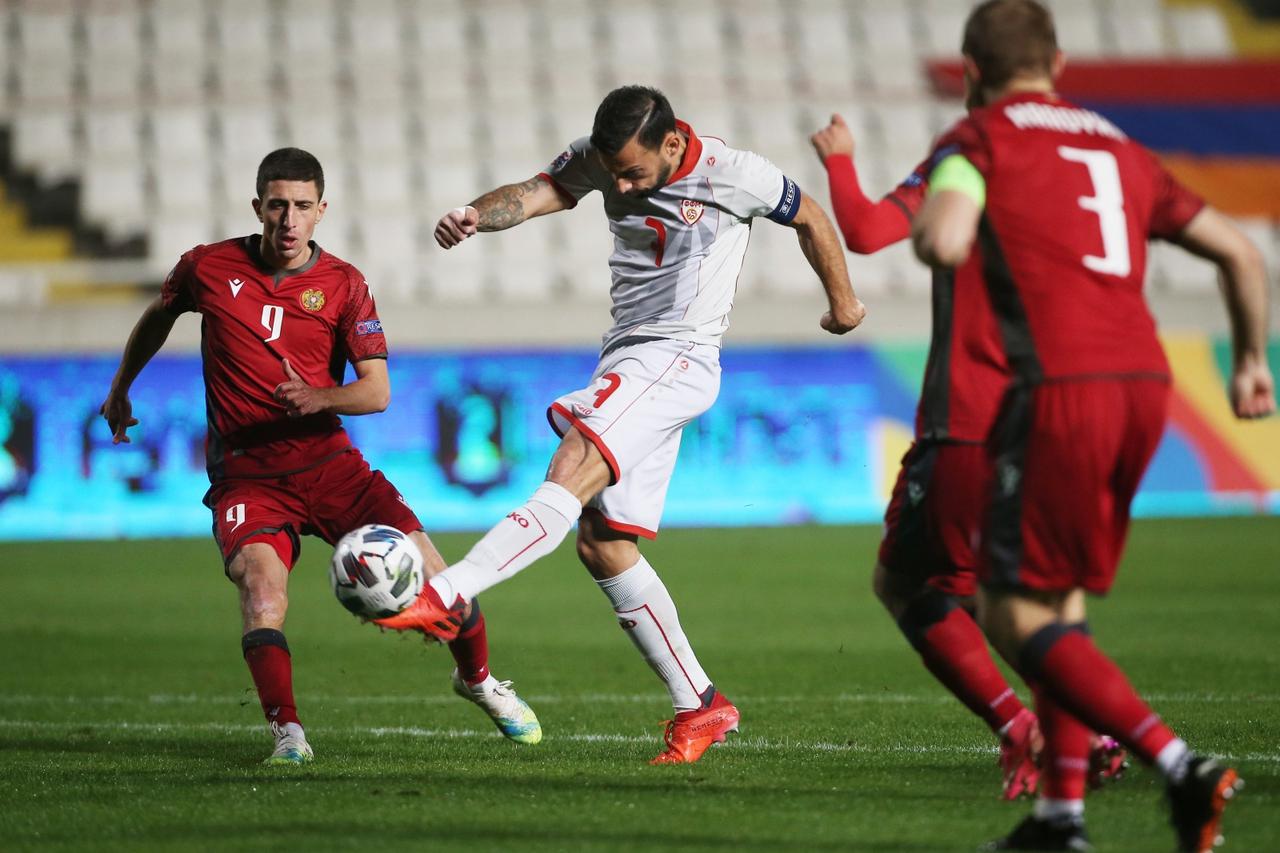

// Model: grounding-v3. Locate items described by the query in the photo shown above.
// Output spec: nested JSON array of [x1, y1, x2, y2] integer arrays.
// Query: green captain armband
[[928, 154, 986, 209]]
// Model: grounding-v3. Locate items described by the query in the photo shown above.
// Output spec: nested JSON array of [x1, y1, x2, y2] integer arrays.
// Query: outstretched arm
[[100, 296, 178, 443], [1174, 207, 1275, 419], [811, 114, 913, 253], [434, 175, 572, 248], [787, 192, 867, 334]]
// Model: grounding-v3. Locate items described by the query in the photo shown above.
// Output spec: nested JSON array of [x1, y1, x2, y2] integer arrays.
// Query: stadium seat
[[81, 163, 148, 240], [1169, 7, 1234, 58], [150, 108, 213, 164], [12, 112, 78, 183], [1044, 0, 1106, 58]]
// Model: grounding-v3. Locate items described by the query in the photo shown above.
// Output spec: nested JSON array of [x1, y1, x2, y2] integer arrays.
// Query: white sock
[[1155, 738, 1191, 784], [597, 556, 711, 712], [1033, 797, 1084, 822], [430, 482, 581, 603]]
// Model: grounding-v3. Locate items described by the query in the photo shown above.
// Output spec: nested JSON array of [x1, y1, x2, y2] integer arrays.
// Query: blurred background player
[[910, 1, 1273, 849], [378, 85, 866, 763], [810, 109, 1126, 800], [98, 148, 542, 764]]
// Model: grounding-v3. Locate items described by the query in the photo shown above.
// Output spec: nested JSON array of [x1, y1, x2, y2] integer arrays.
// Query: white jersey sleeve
[[710, 145, 802, 226], [540, 136, 604, 204]]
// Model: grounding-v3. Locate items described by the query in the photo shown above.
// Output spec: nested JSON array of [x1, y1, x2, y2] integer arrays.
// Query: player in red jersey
[[99, 148, 542, 764], [810, 116, 1126, 798], [910, 2, 1273, 850]]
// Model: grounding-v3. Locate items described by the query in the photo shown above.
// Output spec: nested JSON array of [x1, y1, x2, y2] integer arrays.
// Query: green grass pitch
[[1, 517, 1277, 851]]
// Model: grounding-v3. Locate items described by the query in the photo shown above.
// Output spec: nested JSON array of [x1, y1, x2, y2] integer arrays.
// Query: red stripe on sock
[[244, 644, 300, 727], [448, 609, 491, 685], [1036, 631, 1176, 765], [919, 607, 1027, 732]]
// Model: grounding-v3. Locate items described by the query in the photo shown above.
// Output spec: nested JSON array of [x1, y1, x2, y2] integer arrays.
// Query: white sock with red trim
[[597, 556, 711, 712], [430, 481, 581, 603]]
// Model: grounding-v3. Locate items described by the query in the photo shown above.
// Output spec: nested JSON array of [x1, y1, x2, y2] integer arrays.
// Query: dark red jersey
[[933, 92, 1205, 387], [161, 236, 388, 480]]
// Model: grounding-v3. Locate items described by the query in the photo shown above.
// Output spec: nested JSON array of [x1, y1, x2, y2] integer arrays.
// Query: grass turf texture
[[1, 517, 1277, 852]]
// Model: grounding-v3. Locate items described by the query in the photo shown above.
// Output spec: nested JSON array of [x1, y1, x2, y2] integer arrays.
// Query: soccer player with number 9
[[99, 148, 541, 765]]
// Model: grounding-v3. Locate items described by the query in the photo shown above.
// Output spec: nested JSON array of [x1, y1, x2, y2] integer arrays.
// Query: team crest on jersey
[[679, 199, 705, 226], [299, 289, 325, 312]]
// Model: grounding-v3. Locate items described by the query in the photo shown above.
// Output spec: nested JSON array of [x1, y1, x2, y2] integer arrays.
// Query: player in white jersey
[[379, 86, 866, 764]]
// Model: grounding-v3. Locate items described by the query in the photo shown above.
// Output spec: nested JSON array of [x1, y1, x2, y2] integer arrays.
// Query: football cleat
[[263, 721, 313, 766], [371, 583, 466, 643], [650, 690, 740, 765], [451, 670, 543, 745], [999, 708, 1043, 800], [981, 815, 1093, 851], [1166, 755, 1242, 853], [1086, 735, 1129, 790]]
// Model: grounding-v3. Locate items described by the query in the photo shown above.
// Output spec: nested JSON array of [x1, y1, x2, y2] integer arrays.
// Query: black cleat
[[1166, 755, 1242, 853], [981, 815, 1093, 851]]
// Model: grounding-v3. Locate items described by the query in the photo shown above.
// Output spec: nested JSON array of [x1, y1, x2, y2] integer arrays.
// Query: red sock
[[1033, 684, 1090, 800], [242, 629, 300, 727], [1026, 626, 1176, 765], [910, 605, 1027, 733], [448, 602, 490, 685]]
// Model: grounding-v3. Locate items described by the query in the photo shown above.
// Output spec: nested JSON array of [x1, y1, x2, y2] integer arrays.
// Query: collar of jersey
[[665, 120, 703, 186], [243, 234, 324, 285]]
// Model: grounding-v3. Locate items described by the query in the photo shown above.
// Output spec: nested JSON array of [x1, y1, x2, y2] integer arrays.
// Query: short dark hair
[[590, 85, 676, 156], [256, 147, 325, 199], [962, 0, 1057, 91]]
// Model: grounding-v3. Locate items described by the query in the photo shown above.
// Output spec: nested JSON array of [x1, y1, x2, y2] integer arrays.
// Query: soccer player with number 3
[[378, 86, 867, 764], [99, 148, 542, 765], [909, 2, 1274, 849]]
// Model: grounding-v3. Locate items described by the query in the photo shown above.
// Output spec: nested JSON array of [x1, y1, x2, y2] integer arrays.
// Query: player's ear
[[665, 130, 681, 157], [252, 197, 263, 222], [316, 199, 327, 222], [1050, 49, 1066, 81]]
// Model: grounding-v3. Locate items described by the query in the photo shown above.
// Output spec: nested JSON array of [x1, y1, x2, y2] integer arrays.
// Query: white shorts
[[547, 338, 721, 538]]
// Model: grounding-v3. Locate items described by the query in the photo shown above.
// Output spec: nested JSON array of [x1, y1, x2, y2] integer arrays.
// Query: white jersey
[[541, 121, 800, 351]]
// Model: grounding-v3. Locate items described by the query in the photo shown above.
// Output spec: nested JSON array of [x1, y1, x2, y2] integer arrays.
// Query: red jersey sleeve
[[928, 114, 993, 178], [824, 154, 919, 253], [160, 249, 200, 315], [337, 272, 389, 362], [1147, 154, 1206, 240]]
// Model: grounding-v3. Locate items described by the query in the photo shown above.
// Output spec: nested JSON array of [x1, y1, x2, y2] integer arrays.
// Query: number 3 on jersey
[[1058, 146, 1131, 278], [261, 304, 285, 342]]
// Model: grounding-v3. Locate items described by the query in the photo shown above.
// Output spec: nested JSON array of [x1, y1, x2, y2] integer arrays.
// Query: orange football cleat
[[372, 583, 465, 643], [650, 691, 740, 765]]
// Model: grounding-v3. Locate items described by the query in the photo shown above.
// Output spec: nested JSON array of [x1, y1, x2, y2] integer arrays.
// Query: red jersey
[[161, 236, 388, 481], [933, 92, 1204, 389]]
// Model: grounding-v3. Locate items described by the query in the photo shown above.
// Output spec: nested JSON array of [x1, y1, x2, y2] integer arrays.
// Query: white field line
[[1, 691, 1274, 707], [1, 718, 1278, 764]]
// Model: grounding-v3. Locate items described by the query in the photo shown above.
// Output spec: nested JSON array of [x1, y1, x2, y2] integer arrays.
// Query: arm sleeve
[[718, 147, 801, 224], [824, 154, 920, 253], [159, 250, 199, 315], [926, 116, 993, 180], [1148, 155, 1207, 240], [338, 271, 389, 362], [538, 137, 599, 207]]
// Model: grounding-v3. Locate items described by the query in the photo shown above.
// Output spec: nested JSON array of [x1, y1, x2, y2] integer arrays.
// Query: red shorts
[[204, 448, 423, 569], [981, 377, 1168, 594], [878, 441, 991, 599]]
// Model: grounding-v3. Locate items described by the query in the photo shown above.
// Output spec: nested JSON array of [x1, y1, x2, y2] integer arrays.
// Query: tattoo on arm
[[472, 177, 546, 231]]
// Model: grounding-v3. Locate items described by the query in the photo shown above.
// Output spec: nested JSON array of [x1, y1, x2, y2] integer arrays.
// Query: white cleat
[[451, 670, 543, 745], [263, 721, 314, 765]]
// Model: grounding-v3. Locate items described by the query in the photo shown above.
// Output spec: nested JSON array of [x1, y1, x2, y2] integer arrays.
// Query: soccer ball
[[329, 524, 425, 619]]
